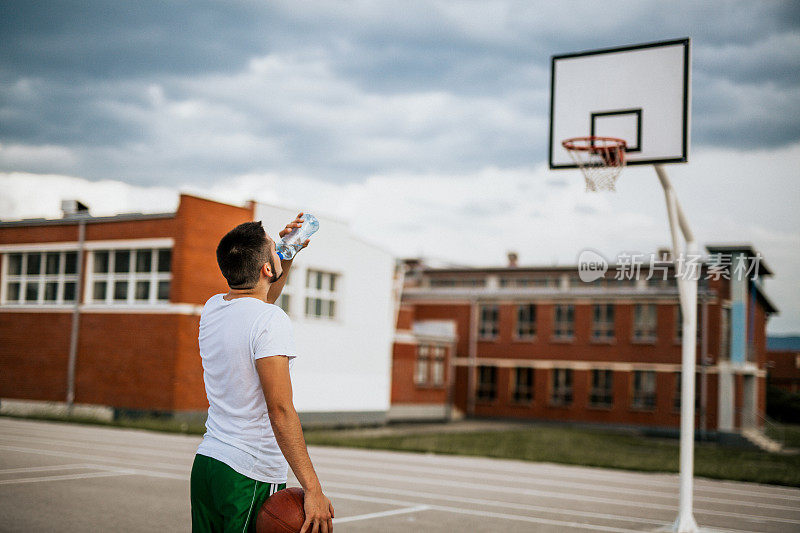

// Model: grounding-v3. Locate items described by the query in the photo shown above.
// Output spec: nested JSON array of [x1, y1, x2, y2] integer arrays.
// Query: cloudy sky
[[1, 1, 799, 333]]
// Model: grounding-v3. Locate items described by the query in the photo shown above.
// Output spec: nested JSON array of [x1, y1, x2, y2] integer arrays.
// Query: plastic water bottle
[[276, 214, 319, 260]]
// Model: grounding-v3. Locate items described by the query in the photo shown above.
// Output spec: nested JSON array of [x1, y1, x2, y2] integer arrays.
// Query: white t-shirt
[[196, 294, 297, 483]]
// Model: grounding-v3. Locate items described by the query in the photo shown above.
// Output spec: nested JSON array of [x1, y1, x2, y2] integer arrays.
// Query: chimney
[[61, 200, 90, 218], [507, 251, 518, 268]]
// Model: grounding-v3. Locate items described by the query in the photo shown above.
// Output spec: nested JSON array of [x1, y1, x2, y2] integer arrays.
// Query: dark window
[[114, 250, 130, 273], [62, 282, 76, 303], [8, 254, 22, 275], [516, 304, 537, 338], [135, 249, 152, 272], [550, 368, 573, 406], [592, 304, 615, 340], [632, 371, 656, 410], [44, 282, 58, 301], [135, 281, 150, 301], [479, 305, 499, 339], [157, 281, 170, 301], [476, 366, 497, 402], [45, 252, 60, 275], [114, 281, 128, 301], [64, 252, 78, 274], [590, 369, 614, 407], [94, 251, 110, 273], [26, 253, 41, 275], [157, 249, 171, 273], [553, 304, 574, 339], [633, 304, 657, 340], [512, 368, 534, 403]]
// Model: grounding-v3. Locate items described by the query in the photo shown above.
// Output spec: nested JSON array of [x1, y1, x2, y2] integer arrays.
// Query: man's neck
[[224, 282, 270, 302]]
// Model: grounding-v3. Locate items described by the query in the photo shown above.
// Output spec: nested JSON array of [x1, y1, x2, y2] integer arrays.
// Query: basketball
[[256, 487, 305, 533]]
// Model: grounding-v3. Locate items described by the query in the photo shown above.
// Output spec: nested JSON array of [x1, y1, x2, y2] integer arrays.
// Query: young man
[[191, 216, 333, 533]]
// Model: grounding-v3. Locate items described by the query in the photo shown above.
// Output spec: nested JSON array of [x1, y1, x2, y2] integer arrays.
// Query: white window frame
[[633, 304, 657, 341], [553, 304, 574, 339], [476, 365, 498, 402], [515, 303, 537, 338], [511, 367, 534, 404], [85, 245, 172, 306], [632, 370, 657, 410], [304, 268, 338, 320], [478, 304, 499, 340], [589, 369, 614, 407], [1, 249, 79, 306], [592, 303, 615, 341], [550, 368, 573, 406]]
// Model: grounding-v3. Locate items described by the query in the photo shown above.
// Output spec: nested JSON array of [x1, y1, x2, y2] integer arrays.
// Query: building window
[[276, 294, 291, 314], [414, 345, 429, 386], [511, 367, 534, 404], [516, 304, 536, 338], [592, 304, 615, 340], [590, 369, 614, 408], [632, 370, 656, 410], [89, 248, 171, 304], [431, 346, 446, 387], [553, 304, 574, 339], [500, 277, 557, 288], [414, 344, 446, 387], [633, 304, 657, 341], [672, 372, 700, 412], [478, 304, 499, 339], [476, 366, 497, 402], [2, 250, 79, 305], [430, 278, 486, 288], [305, 269, 337, 319], [550, 368, 573, 406]]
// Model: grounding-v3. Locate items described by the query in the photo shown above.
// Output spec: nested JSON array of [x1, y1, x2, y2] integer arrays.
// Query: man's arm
[[256, 356, 333, 533], [266, 212, 309, 305]]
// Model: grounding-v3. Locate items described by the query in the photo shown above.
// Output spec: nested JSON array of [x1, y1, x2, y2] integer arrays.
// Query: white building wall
[[254, 203, 395, 419]]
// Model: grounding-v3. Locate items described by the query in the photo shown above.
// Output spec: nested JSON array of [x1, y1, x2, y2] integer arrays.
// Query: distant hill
[[768, 336, 800, 351]]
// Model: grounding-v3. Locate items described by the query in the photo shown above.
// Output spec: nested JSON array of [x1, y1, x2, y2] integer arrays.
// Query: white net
[[562, 137, 627, 192]]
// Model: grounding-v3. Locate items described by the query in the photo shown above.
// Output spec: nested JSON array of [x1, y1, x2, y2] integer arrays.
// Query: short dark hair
[[216, 221, 273, 288]]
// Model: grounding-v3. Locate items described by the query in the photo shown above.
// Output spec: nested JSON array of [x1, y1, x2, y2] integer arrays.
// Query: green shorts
[[191, 454, 287, 533]]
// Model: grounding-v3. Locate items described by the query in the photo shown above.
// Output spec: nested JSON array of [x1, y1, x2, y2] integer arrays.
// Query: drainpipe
[[66, 214, 88, 413]]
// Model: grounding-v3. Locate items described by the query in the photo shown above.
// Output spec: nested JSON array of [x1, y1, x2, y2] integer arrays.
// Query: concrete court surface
[[1, 417, 799, 532]]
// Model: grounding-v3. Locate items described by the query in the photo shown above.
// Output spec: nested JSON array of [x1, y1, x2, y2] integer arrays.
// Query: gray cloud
[[1, 0, 799, 185]]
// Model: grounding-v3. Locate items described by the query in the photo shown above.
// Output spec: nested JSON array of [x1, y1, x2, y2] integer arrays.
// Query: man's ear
[[261, 261, 273, 280]]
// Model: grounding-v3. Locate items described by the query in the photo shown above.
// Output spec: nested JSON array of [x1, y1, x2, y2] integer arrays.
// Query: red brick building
[[0, 194, 253, 418], [767, 350, 800, 394], [391, 248, 777, 437]]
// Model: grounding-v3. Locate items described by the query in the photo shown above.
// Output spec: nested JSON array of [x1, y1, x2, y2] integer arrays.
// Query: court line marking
[[2, 432, 794, 514], [2, 422, 797, 504], [0, 470, 134, 485], [332, 505, 430, 524], [1, 417, 796, 505], [2, 443, 797, 526], [327, 491, 672, 533], [308, 455, 800, 511], [325, 482, 764, 533], [325, 479, 671, 528], [308, 445, 800, 500], [0, 434, 188, 461], [0, 463, 93, 475], [313, 465, 800, 525]]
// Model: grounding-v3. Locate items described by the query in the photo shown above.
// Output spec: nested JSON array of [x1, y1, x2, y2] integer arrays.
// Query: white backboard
[[549, 38, 690, 168]]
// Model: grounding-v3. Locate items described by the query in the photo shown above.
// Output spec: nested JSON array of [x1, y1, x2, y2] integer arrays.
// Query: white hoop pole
[[656, 164, 699, 533]]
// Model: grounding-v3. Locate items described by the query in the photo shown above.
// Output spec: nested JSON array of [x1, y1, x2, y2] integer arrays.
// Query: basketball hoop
[[562, 136, 627, 192]]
